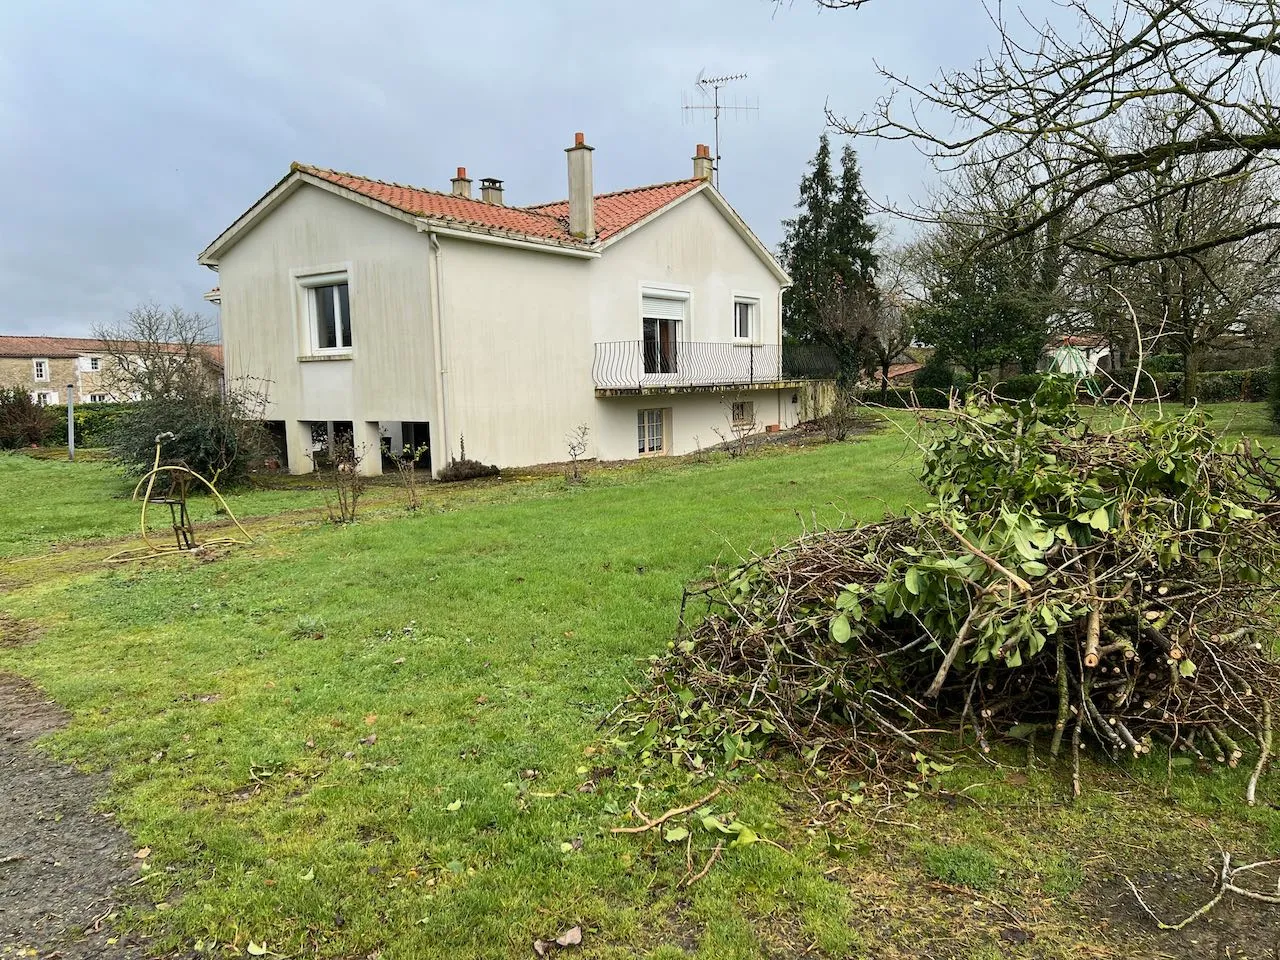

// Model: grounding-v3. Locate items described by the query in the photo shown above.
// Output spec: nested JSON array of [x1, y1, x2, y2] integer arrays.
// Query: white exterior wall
[[433, 236, 593, 468], [212, 181, 788, 471], [215, 185, 436, 471], [586, 191, 790, 461]]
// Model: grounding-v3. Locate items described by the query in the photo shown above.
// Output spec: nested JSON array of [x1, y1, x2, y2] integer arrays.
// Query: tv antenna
[[681, 70, 758, 188]]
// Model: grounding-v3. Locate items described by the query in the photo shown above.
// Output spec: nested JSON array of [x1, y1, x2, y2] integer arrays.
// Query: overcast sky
[[0, 0, 1055, 336]]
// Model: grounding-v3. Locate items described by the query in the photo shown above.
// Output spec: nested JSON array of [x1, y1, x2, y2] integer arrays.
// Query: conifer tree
[[780, 135, 879, 381]]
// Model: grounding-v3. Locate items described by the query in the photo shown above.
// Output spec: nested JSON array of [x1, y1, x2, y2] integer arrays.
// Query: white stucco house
[[199, 134, 806, 476]]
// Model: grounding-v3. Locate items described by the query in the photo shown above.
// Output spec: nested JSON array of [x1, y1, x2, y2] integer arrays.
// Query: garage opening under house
[[199, 132, 828, 476]]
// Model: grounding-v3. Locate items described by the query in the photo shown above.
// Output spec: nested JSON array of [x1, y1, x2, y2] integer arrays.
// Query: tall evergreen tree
[[780, 136, 879, 380]]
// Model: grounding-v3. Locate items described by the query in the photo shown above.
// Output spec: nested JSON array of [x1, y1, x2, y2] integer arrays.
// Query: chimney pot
[[479, 177, 504, 205], [451, 166, 472, 198], [693, 144, 713, 181], [566, 132, 596, 241]]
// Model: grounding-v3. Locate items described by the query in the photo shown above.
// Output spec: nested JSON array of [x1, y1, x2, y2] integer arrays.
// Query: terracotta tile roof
[[525, 179, 706, 241], [886, 362, 923, 381], [296, 163, 704, 246], [0, 335, 112, 358], [0, 335, 223, 368]]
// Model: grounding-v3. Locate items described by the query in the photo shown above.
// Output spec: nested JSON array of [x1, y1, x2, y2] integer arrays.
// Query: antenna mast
[[681, 70, 758, 189]]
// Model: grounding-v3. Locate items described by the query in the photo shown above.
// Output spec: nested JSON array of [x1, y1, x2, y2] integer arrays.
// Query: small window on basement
[[33, 358, 49, 381], [733, 300, 755, 341], [731, 401, 754, 425], [89, 393, 109, 403], [304, 276, 352, 352], [637, 408, 667, 455]]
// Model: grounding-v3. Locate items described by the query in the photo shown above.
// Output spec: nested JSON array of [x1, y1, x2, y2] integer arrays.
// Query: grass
[[1, 403, 1277, 959]]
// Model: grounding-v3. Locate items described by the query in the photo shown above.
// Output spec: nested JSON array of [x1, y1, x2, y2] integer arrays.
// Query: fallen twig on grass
[[608, 787, 722, 835], [682, 841, 724, 887], [1125, 853, 1280, 930]]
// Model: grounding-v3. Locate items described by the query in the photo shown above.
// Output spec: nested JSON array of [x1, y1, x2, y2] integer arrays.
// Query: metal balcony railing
[[593, 340, 793, 391]]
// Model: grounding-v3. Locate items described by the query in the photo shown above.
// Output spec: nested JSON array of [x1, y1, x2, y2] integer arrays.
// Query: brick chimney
[[450, 166, 472, 198], [693, 143, 713, 182], [480, 177, 504, 205], [565, 131, 595, 241]]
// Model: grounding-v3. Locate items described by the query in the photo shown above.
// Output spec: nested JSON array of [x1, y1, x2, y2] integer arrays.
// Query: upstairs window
[[733, 300, 755, 341], [314, 282, 351, 350], [301, 274, 352, 353], [33, 358, 49, 381], [89, 356, 101, 371]]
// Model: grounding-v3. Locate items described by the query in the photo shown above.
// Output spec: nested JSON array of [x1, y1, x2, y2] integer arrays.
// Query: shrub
[[0, 387, 54, 449], [1144, 353, 1184, 373], [1196, 367, 1272, 403], [106, 381, 271, 488], [912, 358, 965, 408], [46, 402, 129, 448], [992, 373, 1045, 401], [437, 458, 500, 483]]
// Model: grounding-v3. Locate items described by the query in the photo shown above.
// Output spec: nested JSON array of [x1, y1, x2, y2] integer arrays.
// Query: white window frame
[[636, 407, 670, 456], [732, 293, 761, 344], [292, 265, 355, 358], [33, 390, 57, 406], [89, 356, 101, 372], [32, 358, 49, 382], [88, 393, 110, 403], [731, 400, 754, 425]]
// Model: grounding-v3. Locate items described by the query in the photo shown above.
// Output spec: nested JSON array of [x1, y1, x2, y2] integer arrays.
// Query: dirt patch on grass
[[1089, 863, 1280, 960], [0, 615, 40, 647], [0, 673, 158, 958]]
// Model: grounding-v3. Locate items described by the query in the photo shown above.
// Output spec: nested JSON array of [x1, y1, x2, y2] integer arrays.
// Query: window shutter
[[641, 295, 687, 321]]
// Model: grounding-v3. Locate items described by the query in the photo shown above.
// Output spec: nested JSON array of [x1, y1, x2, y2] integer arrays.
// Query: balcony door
[[641, 294, 686, 378]]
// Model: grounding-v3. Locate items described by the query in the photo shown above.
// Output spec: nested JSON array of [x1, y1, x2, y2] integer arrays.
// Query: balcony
[[593, 340, 831, 395]]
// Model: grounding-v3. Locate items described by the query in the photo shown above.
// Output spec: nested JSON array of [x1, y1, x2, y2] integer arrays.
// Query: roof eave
[[414, 219, 600, 258]]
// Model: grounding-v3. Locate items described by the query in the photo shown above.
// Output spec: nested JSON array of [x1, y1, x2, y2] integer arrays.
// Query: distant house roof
[[886, 362, 923, 381], [1055, 334, 1107, 349], [0, 335, 223, 368], [198, 159, 789, 283]]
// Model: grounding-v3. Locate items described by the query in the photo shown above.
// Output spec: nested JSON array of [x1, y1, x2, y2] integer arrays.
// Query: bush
[[0, 387, 54, 449], [992, 373, 1045, 401], [46, 402, 130, 448], [1196, 367, 1272, 403], [912, 358, 966, 408], [437, 458, 500, 483], [1144, 353, 1184, 373], [106, 386, 271, 488]]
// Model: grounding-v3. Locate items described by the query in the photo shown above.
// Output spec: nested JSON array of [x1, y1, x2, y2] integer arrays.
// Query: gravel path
[[0, 673, 157, 959]]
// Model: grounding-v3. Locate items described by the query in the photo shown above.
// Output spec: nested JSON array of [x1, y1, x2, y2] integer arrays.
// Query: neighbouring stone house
[[0, 335, 224, 405]]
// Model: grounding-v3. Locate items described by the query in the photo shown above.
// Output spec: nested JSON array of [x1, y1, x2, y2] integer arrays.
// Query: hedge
[[45, 402, 131, 448], [1196, 367, 1272, 403]]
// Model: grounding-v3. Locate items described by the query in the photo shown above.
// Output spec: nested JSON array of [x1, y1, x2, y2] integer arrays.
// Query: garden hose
[[103, 434, 254, 563]]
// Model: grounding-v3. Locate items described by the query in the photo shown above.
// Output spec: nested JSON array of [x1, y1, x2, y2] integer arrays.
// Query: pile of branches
[[620, 380, 1280, 796]]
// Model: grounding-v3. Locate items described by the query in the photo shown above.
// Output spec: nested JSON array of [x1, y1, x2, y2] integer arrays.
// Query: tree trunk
[[879, 356, 891, 401], [1183, 343, 1202, 405]]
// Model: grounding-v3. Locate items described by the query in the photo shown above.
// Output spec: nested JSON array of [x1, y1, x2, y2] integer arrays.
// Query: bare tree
[[810, 276, 878, 385], [865, 246, 916, 397], [823, 1, 1280, 267], [94, 303, 218, 400]]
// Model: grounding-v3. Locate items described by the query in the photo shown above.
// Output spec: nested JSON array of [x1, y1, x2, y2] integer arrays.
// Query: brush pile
[[620, 381, 1280, 796]]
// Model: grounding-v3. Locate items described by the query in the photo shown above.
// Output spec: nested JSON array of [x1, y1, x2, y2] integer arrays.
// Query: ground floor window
[[33, 391, 54, 406], [88, 393, 109, 403], [637, 408, 668, 455], [731, 400, 754, 425]]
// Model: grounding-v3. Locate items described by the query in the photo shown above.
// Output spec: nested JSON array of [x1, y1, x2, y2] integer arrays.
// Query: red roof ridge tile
[[523, 177, 704, 211]]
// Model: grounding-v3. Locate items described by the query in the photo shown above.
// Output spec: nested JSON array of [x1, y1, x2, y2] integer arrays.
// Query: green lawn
[[1, 405, 1277, 959]]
